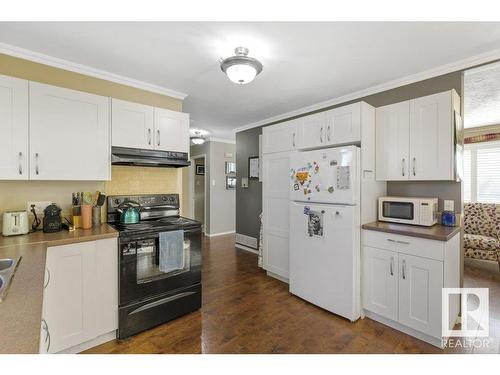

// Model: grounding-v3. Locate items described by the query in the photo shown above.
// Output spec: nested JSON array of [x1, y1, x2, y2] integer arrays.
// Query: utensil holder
[[81, 205, 92, 229], [92, 206, 101, 227]]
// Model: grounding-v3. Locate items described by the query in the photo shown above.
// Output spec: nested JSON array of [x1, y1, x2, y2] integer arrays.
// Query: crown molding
[[208, 137, 236, 144], [0, 42, 188, 100], [234, 47, 500, 133]]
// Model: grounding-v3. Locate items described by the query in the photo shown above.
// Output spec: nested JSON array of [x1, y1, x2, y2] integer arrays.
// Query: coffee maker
[[43, 204, 62, 233]]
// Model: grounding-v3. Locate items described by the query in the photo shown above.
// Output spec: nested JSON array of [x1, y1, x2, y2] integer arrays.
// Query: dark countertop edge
[[362, 222, 461, 241]]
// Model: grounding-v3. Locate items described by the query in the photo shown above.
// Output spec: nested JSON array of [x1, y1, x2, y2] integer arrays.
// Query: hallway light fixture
[[220, 47, 263, 85], [190, 129, 207, 145]]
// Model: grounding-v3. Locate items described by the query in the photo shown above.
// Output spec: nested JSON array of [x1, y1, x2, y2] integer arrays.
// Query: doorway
[[191, 154, 206, 233]]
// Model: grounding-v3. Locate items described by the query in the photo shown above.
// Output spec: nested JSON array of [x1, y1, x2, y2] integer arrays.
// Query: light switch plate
[[241, 177, 248, 188], [444, 200, 455, 212]]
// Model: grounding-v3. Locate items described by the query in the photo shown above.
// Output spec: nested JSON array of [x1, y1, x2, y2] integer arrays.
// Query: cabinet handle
[[35, 153, 39, 175], [42, 319, 51, 353], [320, 127, 323, 143], [401, 158, 405, 177], [396, 240, 410, 245], [44, 268, 50, 289], [18, 152, 23, 175], [412, 157, 416, 176], [327, 125, 331, 142], [402, 260, 406, 280], [147, 128, 152, 145], [387, 238, 396, 243], [292, 133, 296, 147], [390, 257, 394, 276], [157, 130, 161, 147]]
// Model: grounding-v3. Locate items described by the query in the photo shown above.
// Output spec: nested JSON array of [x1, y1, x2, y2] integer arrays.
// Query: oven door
[[119, 227, 202, 306], [379, 199, 419, 225]]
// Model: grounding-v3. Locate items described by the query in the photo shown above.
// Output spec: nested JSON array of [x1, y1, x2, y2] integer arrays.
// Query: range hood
[[111, 147, 190, 168]]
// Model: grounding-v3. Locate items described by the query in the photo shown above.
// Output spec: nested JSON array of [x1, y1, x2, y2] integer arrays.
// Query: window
[[463, 141, 500, 203]]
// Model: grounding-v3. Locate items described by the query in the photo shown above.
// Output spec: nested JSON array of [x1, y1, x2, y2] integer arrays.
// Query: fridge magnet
[[295, 171, 310, 185], [313, 162, 320, 174], [293, 183, 299, 191], [315, 185, 320, 192], [330, 160, 338, 166], [303, 206, 310, 215], [328, 186, 334, 193], [307, 210, 324, 237]]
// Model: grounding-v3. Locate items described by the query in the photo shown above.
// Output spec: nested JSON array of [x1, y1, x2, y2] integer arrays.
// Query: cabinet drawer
[[362, 230, 444, 261]]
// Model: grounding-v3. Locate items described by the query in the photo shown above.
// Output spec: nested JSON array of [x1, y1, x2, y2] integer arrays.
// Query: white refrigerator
[[289, 145, 361, 321]]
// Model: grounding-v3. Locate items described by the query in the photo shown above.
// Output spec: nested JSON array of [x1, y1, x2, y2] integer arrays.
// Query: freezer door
[[290, 146, 359, 205], [289, 201, 360, 321]]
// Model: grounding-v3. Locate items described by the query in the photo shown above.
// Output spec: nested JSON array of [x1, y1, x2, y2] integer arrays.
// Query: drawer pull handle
[[402, 260, 406, 280], [387, 238, 396, 243], [387, 238, 410, 245], [390, 257, 394, 276]]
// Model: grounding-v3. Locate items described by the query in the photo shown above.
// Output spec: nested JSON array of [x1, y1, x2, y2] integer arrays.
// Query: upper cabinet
[[296, 112, 326, 149], [112, 99, 189, 154], [30, 82, 111, 180], [154, 107, 190, 153], [262, 119, 299, 154], [0, 76, 29, 180], [112, 99, 154, 150], [376, 90, 460, 181]]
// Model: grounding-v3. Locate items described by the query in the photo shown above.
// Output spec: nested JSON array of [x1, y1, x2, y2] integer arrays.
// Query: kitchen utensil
[[96, 193, 106, 207], [43, 204, 62, 233], [83, 192, 93, 206], [81, 205, 92, 229], [117, 201, 141, 224], [2, 210, 29, 236], [92, 206, 101, 227]]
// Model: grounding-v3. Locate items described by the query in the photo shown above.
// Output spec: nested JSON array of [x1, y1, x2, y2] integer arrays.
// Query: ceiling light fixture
[[220, 47, 263, 85], [190, 129, 207, 145]]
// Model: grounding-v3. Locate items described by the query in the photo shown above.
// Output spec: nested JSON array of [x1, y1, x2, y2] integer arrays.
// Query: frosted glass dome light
[[220, 47, 263, 85]]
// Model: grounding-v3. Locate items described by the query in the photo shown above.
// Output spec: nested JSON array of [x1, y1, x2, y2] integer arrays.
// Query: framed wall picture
[[196, 165, 205, 175], [226, 176, 236, 190], [248, 156, 259, 179], [225, 161, 236, 174]]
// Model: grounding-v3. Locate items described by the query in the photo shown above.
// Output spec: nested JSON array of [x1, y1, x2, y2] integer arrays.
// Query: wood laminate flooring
[[84, 234, 500, 354]]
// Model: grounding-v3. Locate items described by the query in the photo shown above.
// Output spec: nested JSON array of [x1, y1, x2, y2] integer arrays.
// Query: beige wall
[[0, 53, 185, 223]]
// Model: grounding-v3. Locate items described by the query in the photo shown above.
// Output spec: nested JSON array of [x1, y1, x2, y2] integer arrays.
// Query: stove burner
[[116, 223, 155, 231]]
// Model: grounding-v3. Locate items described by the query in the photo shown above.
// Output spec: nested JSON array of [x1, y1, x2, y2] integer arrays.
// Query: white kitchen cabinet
[[40, 238, 118, 354], [0, 76, 29, 180], [29, 82, 110, 180], [375, 90, 460, 181], [262, 151, 291, 280], [375, 101, 410, 181], [262, 119, 298, 154], [154, 107, 190, 154], [112, 98, 154, 150], [296, 112, 326, 149], [361, 246, 398, 321], [324, 102, 362, 146], [398, 253, 443, 338]]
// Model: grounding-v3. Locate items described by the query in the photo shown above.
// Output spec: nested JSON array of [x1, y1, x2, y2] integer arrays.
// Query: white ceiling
[[1, 22, 500, 139], [464, 61, 500, 128]]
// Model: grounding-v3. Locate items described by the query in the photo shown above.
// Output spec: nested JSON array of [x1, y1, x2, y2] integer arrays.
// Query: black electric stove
[[107, 194, 202, 339]]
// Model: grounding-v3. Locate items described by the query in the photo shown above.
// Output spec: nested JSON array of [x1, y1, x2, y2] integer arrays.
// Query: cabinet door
[[409, 91, 453, 180], [29, 82, 110, 180], [0, 76, 28, 180], [399, 253, 443, 338], [362, 246, 398, 321], [262, 120, 298, 154], [262, 151, 291, 279], [112, 99, 154, 149], [324, 102, 361, 146], [43, 241, 96, 353], [375, 101, 410, 181], [296, 112, 325, 149], [154, 107, 190, 153]]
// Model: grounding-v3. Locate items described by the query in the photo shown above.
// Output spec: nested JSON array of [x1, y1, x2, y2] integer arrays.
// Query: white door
[[0, 76, 28, 180], [262, 120, 298, 154], [324, 102, 361, 146], [154, 107, 189, 153], [112, 99, 154, 149], [43, 242, 96, 353], [290, 146, 359, 205], [409, 91, 453, 180], [375, 101, 410, 181], [296, 112, 325, 149], [29, 82, 110, 180], [263, 151, 291, 279], [399, 253, 443, 338], [361, 246, 398, 321], [289, 202, 360, 321]]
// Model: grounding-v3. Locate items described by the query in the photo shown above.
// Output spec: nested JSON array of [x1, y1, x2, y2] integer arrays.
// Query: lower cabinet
[[40, 238, 118, 353], [362, 230, 460, 347]]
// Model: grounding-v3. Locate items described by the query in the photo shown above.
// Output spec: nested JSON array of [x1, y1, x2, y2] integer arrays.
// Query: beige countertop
[[0, 224, 118, 353], [362, 221, 461, 241]]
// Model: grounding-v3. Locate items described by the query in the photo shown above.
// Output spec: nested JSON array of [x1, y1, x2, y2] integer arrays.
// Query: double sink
[[0, 257, 21, 302]]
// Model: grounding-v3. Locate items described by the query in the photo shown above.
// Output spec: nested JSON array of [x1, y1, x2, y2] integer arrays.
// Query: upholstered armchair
[[463, 203, 500, 269]]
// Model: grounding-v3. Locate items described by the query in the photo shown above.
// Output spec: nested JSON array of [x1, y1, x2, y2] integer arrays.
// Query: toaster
[[2, 210, 29, 236]]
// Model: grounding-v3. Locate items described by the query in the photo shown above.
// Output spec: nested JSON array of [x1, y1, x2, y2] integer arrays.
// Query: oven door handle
[[129, 291, 196, 315]]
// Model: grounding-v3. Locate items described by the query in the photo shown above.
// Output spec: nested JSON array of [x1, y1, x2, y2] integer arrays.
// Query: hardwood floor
[[84, 234, 500, 354]]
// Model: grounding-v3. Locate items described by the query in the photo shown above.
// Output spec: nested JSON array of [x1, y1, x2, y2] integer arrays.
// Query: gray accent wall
[[236, 71, 464, 243]]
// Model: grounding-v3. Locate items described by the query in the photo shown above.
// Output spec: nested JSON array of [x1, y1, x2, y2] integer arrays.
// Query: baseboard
[[57, 330, 116, 354], [235, 243, 259, 254], [206, 231, 235, 237], [235, 233, 258, 249], [363, 310, 443, 349], [266, 271, 289, 284]]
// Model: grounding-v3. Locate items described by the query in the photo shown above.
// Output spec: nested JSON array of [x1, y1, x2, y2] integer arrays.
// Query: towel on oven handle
[[159, 230, 185, 273]]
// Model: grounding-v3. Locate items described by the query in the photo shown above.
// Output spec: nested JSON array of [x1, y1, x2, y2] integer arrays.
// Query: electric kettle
[[2, 210, 29, 236]]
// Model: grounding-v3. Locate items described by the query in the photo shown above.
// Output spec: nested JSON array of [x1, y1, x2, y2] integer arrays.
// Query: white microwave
[[378, 196, 438, 226]]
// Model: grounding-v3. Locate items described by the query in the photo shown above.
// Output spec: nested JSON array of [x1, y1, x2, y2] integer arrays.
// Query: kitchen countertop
[[0, 224, 118, 353], [362, 221, 461, 241]]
